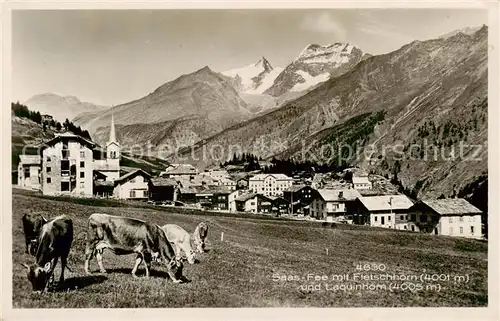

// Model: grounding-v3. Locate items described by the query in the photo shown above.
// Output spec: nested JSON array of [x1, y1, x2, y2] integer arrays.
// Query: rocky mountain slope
[[74, 66, 253, 148], [264, 43, 370, 97], [176, 26, 488, 199], [23, 93, 108, 123]]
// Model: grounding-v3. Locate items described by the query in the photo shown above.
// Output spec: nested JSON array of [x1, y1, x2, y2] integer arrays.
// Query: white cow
[[161, 224, 196, 264], [193, 222, 208, 253]]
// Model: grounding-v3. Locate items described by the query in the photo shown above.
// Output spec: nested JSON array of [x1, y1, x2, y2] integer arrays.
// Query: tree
[[56, 122, 62, 131]]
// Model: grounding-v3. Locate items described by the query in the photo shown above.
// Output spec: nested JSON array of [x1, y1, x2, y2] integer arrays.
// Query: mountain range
[[174, 25, 488, 198], [24, 24, 488, 199], [23, 93, 108, 123]]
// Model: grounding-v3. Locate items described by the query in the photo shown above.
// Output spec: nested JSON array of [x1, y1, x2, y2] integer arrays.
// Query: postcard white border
[[1, 1, 499, 321]]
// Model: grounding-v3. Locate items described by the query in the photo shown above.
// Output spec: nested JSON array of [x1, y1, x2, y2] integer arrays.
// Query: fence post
[[221, 232, 224, 242]]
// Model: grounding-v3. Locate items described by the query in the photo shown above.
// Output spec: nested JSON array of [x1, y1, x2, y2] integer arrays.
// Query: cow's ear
[[20, 263, 30, 271], [43, 262, 51, 272]]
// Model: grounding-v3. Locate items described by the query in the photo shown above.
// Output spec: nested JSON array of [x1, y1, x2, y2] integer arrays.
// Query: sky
[[12, 9, 488, 106]]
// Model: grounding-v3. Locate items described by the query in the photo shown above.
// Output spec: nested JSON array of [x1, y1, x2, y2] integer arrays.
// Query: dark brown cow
[[22, 212, 48, 256], [21, 215, 73, 292], [84, 213, 184, 283]]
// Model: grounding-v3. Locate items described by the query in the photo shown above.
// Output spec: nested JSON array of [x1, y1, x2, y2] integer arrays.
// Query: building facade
[[41, 133, 96, 197], [283, 185, 319, 214], [17, 155, 41, 190], [234, 193, 273, 213], [113, 169, 151, 200], [248, 174, 294, 197], [92, 114, 121, 181], [309, 189, 362, 222], [352, 176, 372, 190], [352, 195, 414, 229]]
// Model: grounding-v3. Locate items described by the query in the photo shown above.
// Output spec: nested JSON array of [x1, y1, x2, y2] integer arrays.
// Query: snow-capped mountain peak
[[294, 43, 356, 64], [439, 25, 484, 39], [222, 57, 283, 95]]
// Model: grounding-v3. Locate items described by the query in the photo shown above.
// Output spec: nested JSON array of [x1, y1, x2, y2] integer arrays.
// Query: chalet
[[204, 170, 230, 180], [234, 193, 273, 213], [228, 189, 247, 212], [352, 195, 414, 229], [352, 176, 372, 190], [113, 169, 151, 200], [268, 196, 290, 215], [218, 177, 237, 191], [236, 177, 249, 190], [17, 155, 41, 190], [178, 185, 231, 211], [148, 177, 179, 203], [407, 199, 483, 239], [248, 174, 294, 197], [309, 189, 362, 222], [40, 132, 96, 197], [283, 185, 319, 214]]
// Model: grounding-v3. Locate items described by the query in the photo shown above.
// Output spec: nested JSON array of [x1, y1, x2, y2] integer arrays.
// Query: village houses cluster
[[17, 121, 484, 240]]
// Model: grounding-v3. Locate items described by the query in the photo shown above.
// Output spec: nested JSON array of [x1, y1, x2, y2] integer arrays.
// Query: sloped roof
[[285, 185, 308, 192], [249, 173, 293, 181], [352, 176, 370, 184], [235, 192, 258, 202], [94, 180, 114, 187], [420, 199, 482, 215], [41, 131, 97, 149], [179, 185, 230, 194], [19, 155, 41, 165], [162, 164, 198, 175], [358, 195, 413, 211], [150, 177, 178, 187], [115, 169, 151, 184], [318, 189, 362, 202]]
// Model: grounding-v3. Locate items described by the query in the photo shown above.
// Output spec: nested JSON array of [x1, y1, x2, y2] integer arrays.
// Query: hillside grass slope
[[12, 189, 487, 308]]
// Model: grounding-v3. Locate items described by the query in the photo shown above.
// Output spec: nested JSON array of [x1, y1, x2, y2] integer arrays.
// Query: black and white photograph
[[2, 2, 499, 316]]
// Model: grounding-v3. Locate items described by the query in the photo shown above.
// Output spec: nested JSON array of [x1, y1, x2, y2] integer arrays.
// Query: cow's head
[[21, 262, 51, 292], [166, 258, 184, 283], [186, 249, 196, 265]]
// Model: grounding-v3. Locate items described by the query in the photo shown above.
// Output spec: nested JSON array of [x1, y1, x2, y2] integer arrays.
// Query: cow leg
[[45, 258, 58, 292], [131, 254, 143, 278], [142, 253, 151, 278], [175, 243, 183, 261], [59, 255, 67, 285], [25, 237, 30, 254], [84, 242, 97, 274], [96, 249, 107, 274]]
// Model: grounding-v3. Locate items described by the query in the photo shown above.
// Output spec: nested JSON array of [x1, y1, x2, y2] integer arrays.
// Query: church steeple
[[109, 113, 116, 143]]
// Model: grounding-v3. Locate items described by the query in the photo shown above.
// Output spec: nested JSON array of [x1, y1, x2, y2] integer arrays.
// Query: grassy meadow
[[11, 188, 487, 308]]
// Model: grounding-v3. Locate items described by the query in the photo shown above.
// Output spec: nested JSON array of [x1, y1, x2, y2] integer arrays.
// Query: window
[[80, 172, 85, 178], [449, 217, 453, 223], [80, 161, 85, 168], [470, 226, 474, 234], [459, 227, 463, 234], [374, 216, 378, 222], [80, 151, 85, 158], [61, 182, 70, 191], [47, 177, 51, 184], [80, 182, 85, 189], [130, 190, 136, 198], [46, 166, 51, 173], [388, 216, 391, 221], [46, 156, 51, 162], [400, 215, 404, 220], [459, 216, 464, 222], [24, 168, 30, 178], [130, 178, 136, 183], [421, 215, 427, 222]]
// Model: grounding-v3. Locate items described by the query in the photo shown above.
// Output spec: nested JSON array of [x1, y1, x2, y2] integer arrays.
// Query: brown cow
[[84, 213, 184, 283], [21, 215, 73, 292], [21, 212, 48, 256]]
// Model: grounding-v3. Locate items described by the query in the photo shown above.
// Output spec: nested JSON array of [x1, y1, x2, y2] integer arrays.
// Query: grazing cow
[[84, 213, 184, 283], [21, 212, 48, 256], [21, 215, 73, 292], [161, 224, 196, 264], [192, 222, 208, 253]]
